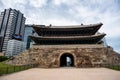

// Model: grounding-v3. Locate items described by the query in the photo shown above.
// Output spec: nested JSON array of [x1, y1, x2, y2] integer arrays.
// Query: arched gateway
[[60, 53, 74, 67]]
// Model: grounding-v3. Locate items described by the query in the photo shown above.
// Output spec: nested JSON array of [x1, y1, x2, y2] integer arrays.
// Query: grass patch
[[106, 65, 120, 71], [0, 62, 30, 75]]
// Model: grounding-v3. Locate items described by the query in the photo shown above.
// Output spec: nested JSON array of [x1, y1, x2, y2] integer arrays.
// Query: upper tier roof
[[33, 23, 103, 36]]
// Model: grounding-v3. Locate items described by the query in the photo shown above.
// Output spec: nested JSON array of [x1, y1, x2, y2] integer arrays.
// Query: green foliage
[[0, 62, 31, 75], [106, 65, 120, 71], [0, 56, 9, 62]]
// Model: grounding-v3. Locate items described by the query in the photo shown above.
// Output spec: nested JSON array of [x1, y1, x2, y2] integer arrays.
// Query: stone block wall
[[7, 44, 113, 68]]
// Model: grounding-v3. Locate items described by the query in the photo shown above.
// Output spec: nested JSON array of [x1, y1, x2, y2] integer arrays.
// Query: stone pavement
[[0, 68, 120, 80]]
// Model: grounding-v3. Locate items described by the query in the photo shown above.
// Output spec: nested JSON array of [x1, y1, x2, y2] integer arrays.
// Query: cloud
[[0, 0, 120, 52], [29, 0, 47, 8], [42, 18, 78, 26], [67, 0, 120, 37], [52, 0, 78, 6], [0, 0, 27, 8]]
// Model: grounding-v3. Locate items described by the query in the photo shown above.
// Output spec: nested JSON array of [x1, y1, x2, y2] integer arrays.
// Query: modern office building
[[24, 24, 34, 50], [0, 35, 3, 52], [24, 24, 44, 50], [0, 8, 26, 53], [6, 39, 23, 57]]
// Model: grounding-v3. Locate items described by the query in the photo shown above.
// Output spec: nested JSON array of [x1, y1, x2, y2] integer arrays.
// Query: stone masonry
[[7, 44, 120, 68]]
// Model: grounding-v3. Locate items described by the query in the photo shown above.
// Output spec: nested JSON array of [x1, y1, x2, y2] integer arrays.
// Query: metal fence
[[0, 64, 38, 76], [0, 64, 119, 76], [104, 64, 120, 70]]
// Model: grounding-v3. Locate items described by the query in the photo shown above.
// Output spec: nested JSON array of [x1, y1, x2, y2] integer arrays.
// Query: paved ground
[[0, 68, 120, 80]]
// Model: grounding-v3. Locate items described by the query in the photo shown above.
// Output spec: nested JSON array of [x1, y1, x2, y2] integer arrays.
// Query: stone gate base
[[7, 44, 120, 68]]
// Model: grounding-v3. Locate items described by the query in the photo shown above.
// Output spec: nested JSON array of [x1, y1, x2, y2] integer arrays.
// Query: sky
[[0, 0, 120, 52]]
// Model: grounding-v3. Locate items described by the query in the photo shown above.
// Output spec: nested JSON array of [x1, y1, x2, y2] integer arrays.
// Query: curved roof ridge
[[51, 22, 103, 28], [34, 22, 103, 28]]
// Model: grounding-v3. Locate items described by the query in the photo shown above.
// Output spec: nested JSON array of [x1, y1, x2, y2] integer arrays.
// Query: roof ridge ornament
[[49, 24, 52, 27], [81, 23, 83, 25]]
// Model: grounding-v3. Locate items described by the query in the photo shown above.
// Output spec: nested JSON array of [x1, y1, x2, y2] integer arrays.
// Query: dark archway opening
[[60, 53, 74, 67]]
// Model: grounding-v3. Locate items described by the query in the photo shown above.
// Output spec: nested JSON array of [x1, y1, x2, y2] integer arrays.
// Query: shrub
[[0, 56, 9, 62]]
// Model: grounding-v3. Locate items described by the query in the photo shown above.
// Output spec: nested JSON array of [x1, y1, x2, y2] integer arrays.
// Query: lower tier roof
[[29, 33, 106, 44]]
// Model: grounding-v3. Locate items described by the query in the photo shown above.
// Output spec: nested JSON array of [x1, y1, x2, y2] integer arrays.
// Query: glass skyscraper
[[0, 35, 3, 52], [24, 25, 34, 50], [23, 25, 44, 50], [0, 8, 26, 53]]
